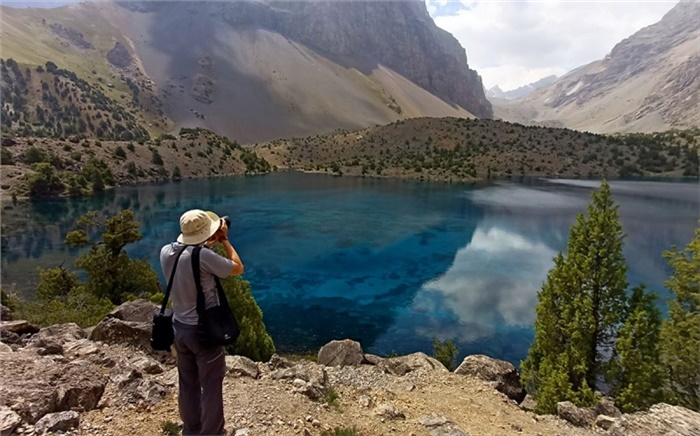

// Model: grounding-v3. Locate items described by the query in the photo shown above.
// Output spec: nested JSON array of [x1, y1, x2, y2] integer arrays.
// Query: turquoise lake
[[1, 173, 698, 365]]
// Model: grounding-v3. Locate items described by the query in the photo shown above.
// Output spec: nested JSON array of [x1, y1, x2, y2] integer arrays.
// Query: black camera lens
[[222, 215, 231, 227]]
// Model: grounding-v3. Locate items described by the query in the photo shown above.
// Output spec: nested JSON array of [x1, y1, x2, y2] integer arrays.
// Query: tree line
[[522, 181, 699, 413]]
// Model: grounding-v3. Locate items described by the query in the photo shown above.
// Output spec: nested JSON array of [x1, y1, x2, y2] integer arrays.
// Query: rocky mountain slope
[[1, 0, 490, 143], [2, 299, 699, 436], [487, 75, 557, 101], [494, 1, 699, 133]]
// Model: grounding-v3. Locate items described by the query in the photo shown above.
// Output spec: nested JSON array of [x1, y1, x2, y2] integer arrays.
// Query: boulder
[[225, 355, 259, 379], [595, 414, 617, 430], [56, 363, 107, 411], [109, 364, 168, 406], [0, 352, 106, 424], [595, 395, 621, 418], [0, 406, 22, 436], [0, 320, 39, 336], [267, 354, 293, 370], [454, 355, 526, 403], [363, 354, 384, 365], [519, 394, 536, 412], [90, 317, 151, 351], [609, 403, 700, 436], [419, 414, 469, 436], [34, 411, 80, 434], [30, 323, 86, 355], [107, 299, 158, 323], [557, 401, 596, 428], [374, 402, 405, 420], [317, 339, 365, 367], [378, 352, 447, 376], [130, 355, 164, 375], [272, 362, 328, 400]]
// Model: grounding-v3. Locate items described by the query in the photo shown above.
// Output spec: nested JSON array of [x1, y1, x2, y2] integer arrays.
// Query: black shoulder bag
[[151, 246, 186, 351], [192, 246, 240, 347]]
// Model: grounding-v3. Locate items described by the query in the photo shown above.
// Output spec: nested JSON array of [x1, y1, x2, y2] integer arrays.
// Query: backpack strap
[[193, 247, 230, 315], [159, 245, 187, 315], [192, 246, 206, 316]]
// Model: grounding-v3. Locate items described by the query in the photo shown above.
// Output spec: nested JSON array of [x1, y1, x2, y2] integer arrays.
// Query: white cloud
[[430, 0, 678, 91]]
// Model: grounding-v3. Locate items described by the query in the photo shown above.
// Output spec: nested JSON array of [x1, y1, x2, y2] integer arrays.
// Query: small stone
[[375, 402, 405, 420], [510, 423, 523, 432], [104, 417, 112, 423], [303, 429, 312, 436], [233, 428, 250, 436], [595, 414, 616, 430], [359, 395, 372, 408], [0, 407, 22, 436], [305, 415, 313, 423], [293, 378, 306, 388], [312, 419, 321, 428], [404, 382, 416, 392]]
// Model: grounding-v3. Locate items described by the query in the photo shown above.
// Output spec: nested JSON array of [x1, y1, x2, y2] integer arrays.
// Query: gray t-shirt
[[160, 242, 236, 325]]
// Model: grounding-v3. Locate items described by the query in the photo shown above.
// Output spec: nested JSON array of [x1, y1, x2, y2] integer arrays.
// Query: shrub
[[324, 385, 341, 410], [432, 338, 459, 371], [114, 146, 127, 159], [1, 148, 14, 165], [24, 146, 47, 164], [26, 162, 65, 197], [160, 421, 180, 436], [152, 149, 164, 165]]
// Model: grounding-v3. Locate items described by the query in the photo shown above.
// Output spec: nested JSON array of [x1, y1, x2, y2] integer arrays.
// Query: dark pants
[[174, 321, 226, 436]]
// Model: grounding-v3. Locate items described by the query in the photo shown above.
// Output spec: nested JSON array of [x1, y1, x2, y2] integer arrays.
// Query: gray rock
[[234, 428, 250, 436], [419, 414, 469, 436], [30, 323, 86, 355], [225, 355, 259, 379], [317, 339, 365, 367], [557, 401, 595, 428], [0, 406, 22, 436], [129, 355, 164, 375], [519, 394, 536, 412], [609, 403, 700, 436], [595, 414, 617, 430], [374, 402, 405, 420], [62, 339, 100, 357], [56, 364, 107, 411], [0, 320, 39, 336], [267, 354, 292, 370], [0, 342, 12, 353], [90, 317, 151, 351], [378, 352, 447, 376], [359, 395, 372, 408], [272, 362, 328, 401], [106, 299, 157, 323], [363, 353, 384, 365], [34, 411, 79, 434], [595, 396, 621, 418], [454, 354, 526, 403]]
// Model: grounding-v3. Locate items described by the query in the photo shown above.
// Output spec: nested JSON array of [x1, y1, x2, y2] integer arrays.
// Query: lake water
[[1, 173, 697, 365]]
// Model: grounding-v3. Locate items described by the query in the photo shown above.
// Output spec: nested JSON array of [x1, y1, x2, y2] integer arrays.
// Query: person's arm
[[214, 220, 244, 276], [220, 238, 244, 276]]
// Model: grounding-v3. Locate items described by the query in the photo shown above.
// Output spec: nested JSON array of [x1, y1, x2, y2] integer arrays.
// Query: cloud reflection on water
[[414, 225, 556, 343]]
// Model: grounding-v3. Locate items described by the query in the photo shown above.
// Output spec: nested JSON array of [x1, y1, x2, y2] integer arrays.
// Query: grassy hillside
[[0, 128, 272, 200], [256, 117, 699, 182]]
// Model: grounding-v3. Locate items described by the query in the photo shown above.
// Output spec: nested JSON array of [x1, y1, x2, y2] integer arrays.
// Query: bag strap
[[192, 246, 206, 317], [160, 245, 187, 315], [192, 247, 231, 316]]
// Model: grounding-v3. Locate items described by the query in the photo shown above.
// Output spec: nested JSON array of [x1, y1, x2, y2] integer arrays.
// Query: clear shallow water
[[1, 173, 698, 365]]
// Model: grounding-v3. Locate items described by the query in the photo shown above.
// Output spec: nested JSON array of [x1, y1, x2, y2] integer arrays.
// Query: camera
[[221, 215, 231, 228]]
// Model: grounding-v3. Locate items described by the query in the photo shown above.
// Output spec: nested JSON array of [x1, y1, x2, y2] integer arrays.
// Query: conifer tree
[[607, 285, 664, 412], [522, 181, 628, 413], [660, 226, 700, 411]]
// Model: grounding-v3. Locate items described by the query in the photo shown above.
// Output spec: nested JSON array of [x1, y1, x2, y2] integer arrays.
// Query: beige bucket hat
[[177, 209, 221, 245]]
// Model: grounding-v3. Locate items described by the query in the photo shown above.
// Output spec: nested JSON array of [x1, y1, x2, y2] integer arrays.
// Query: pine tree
[[660, 226, 700, 411], [608, 285, 664, 412], [521, 181, 628, 413]]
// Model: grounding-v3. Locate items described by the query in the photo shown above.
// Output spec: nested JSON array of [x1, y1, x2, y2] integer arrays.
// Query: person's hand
[[216, 219, 229, 242]]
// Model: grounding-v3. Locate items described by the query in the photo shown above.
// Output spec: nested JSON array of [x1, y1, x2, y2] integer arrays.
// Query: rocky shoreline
[[1, 300, 698, 436]]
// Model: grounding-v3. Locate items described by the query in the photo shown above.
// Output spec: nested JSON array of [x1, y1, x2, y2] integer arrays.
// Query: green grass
[[324, 385, 341, 410], [160, 421, 179, 436]]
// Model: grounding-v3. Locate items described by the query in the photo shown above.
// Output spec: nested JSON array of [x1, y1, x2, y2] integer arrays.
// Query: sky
[[426, 0, 679, 91]]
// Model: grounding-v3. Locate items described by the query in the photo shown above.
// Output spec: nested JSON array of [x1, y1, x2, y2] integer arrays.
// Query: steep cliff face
[[495, 1, 698, 133], [121, 0, 492, 119]]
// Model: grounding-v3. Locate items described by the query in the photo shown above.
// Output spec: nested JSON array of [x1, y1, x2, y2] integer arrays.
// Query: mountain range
[[494, 1, 699, 133], [486, 75, 557, 101], [1, 0, 490, 143]]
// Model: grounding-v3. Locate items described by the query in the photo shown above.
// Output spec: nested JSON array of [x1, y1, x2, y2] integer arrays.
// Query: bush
[[114, 146, 127, 159], [24, 146, 47, 164], [160, 421, 180, 436], [26, 162, 65, 197], [18, 286, 113, 328], [321, 427, 360, 436], [1, 148, 14, 165], [152, 149, 164, 165], [325, 385, 341, 410], [432, 338, 459, 371]]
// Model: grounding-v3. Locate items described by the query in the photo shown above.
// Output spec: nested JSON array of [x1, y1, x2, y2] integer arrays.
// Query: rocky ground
[[1, 300, 699, 436]]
